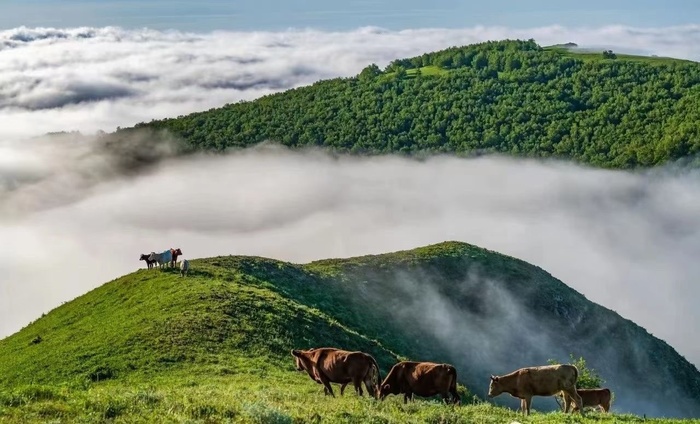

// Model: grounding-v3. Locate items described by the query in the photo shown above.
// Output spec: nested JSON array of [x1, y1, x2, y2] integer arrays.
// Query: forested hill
[[129, 39, 700, 169]]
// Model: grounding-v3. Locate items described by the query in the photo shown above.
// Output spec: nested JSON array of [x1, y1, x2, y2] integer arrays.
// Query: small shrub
[[30, 335, 43, 345], [456, 383, 479, 404], [222, 408, 238, 419], [103, 401, 126, 419], [88, 365, 117, 382], [243, 401, 292, 424]]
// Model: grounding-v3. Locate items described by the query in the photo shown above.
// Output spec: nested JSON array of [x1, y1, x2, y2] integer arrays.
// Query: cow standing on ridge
[[139, 253, 156, 269], [378, 361, 460, 404], [148, 250, 172, 269], [170, 248, 182, 268], [488, 364, 583, 416]]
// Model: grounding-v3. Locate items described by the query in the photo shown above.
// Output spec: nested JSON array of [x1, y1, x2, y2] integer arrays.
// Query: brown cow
[[291, 347, 381, 398], [293, 347, 349, 395], [378, 361, 460, 404], [488, 364, 583, 416], [563, 388, 611, 413]]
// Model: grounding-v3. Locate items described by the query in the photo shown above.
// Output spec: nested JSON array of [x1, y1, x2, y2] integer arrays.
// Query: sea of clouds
[[2, 24, 700, 139], [1, 24, 700, 377]]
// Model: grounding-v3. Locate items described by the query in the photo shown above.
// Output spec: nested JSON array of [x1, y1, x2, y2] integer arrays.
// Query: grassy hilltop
[[123, 39, 700, 169], [1, 241, 699, 423]]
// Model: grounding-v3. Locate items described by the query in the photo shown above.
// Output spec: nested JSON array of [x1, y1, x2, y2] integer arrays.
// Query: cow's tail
[[369, 355, 382, 387], [445, 364, 460, 404]]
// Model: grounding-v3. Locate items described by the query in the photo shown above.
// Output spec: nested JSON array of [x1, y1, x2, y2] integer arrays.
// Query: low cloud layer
[[1, 24, 700, 139], [1, 139, 699, 378]]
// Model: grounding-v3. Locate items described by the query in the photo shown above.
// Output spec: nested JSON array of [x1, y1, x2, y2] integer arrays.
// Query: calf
[[139, 253, 156, 269], [291, 347, 381, 398], [378, 361, 460, 404], [563, 388, 611, 413], [488, 364, 583, 416], [180, 259, 189, 277]]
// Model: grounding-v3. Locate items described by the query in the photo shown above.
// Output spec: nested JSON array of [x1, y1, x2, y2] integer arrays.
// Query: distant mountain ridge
[[118, 38, 700, 169], [1, 241, 698, 418]]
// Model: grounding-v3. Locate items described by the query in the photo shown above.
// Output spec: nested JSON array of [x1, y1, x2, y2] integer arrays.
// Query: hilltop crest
[[1, 241, 699, 418]]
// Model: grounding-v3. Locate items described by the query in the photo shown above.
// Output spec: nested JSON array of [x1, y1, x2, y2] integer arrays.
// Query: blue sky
[[2, 0, 698, 31]]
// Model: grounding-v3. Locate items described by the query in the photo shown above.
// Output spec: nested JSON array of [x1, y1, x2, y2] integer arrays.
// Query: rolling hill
[[120, 39, 700, 169], [1, 241, 699, 422]]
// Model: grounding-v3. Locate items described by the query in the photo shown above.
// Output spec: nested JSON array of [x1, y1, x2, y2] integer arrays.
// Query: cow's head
[[488, 375, 503, 397], [291, 349, 306, 371], [378, 382, 398, 400]]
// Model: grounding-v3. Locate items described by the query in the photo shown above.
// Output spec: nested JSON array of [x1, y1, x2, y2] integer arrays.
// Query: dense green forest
[[130, 39, 700, 168]]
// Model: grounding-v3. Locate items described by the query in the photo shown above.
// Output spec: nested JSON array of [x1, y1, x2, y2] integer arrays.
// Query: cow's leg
[[563, 388, 583, 415], [363, 377, 374, 398], [318, 375, 335, 398], [441, 391, 450, 404], [561, 391, 571, 413], [523, 397, 532, 416], [449, 383, 460, 405], [403, 392, 413, 404], [352, 376, 364, 396]]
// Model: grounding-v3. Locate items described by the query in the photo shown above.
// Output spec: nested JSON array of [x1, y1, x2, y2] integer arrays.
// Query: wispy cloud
[[1, 24, 700, 139]]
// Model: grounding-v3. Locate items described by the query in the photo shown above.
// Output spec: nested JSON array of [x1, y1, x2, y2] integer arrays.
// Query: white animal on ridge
[[148, 250, 172, 269], [180, 259, 189, 277]]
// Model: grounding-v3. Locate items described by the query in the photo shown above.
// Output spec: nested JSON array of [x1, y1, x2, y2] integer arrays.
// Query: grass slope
[[1, 242, 699, 423]]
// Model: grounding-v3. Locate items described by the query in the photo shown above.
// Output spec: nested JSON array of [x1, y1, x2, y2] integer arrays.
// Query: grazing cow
[[179, 259, 190, 277], [139, 253, 156, 269], [488, 364, 583, 416], [170, 248, 183, 268], [563, 388, 611, 413], [293, 348, 349, 395], [378, 361, 460, 404], [148, 250, 172, 269], [291, 347, 381, 398]]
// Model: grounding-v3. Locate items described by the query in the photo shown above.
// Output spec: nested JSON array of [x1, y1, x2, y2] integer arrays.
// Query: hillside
[[1, 242, 700, 422], [124, 39, 700, 169]]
